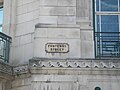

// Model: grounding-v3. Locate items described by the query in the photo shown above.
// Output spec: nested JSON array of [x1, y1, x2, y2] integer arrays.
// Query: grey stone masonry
[[12, 58, 120, 75], [0, 59, 12, 80], [0, 58, 118, 90], [39, 0, 76, 24]]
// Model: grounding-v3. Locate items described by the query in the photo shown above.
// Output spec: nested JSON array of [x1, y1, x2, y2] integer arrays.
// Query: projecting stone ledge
[[12, 58, 120, 75], [0, 59, 13, 80], [28, 58, 120, 75], [29, 58, 120, 68]]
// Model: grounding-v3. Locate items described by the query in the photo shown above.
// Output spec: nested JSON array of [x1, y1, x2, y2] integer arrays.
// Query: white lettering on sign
[[45, 43, 69, 53]]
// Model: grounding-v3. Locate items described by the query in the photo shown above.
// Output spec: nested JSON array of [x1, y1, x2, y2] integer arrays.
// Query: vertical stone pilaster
[[2, 0, 11, 35], [77, 0, 88, 19], [39, 0, 76, 25], [3, 0, 17, 64], [3, 0, 17, 37], [77, 0, 92, 26]]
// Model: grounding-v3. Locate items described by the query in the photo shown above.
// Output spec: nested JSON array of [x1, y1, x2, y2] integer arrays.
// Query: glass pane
[[119, 0, 120, 11], [96, 15, 100, 32], [101, 0, 118, 11], [96, 0, 99, 11], [101, 15, 119, 32]]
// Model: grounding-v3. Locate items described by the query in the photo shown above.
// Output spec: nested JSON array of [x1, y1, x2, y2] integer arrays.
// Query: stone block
[[20, 34, 32, 45], [32, 75, 81, 82], [27, 10, 39, 22], [35, 28, 47, 38], [47, 28, 80, 39], [80, 30, 93, 41], [24, 43, 34, 62], [17, 5, 27, 15], [39, 16, 58, 24], [17, 10, 39, 24], [23, 0, 35, 5], [35, 28, 80, 39], [17, 14, 27, 24], [67, 7, 76, 15], [16, 20, 36, 36], [17, 1, 39, 15], [19, 85, 31, 90], [39, 7, 76, 16], [39, 7, 66, 16], [34, 28, 81, 58], [17, 0, 23, 6], [12, 43, 33, 65], [13, 46, 25, 65], [12, 79, 24, 87], [13, 36, 20, 47], [33, 38, 81, 58], [32, 82, 77, 90], [27, 1, 39, 12], [58, 16, 76, 24], [58, 0, 76, 6], [81, 41, 94, 58], [39, 0, 58, 6]]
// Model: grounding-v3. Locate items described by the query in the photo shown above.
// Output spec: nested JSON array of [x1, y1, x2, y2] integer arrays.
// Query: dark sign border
[[45, 43, 69, 53]]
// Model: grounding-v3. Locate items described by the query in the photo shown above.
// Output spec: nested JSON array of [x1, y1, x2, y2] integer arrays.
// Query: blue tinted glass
[[101, 15, 119, 32], [96, 0, 99, 11], [101, 0, 118, 11], [119, 0, 120, 11], [96, 15, 100, 32]]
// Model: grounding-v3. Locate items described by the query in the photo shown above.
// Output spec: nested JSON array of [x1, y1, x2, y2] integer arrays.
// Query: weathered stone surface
[[58, 16, 76, 24], [0, 58, 117, 90], [29, 58, 120, 70], [0, 60, 12, 80], [39, 7, 76, 16], [34, 27, 81, 59], [13, 64, 29, 75]]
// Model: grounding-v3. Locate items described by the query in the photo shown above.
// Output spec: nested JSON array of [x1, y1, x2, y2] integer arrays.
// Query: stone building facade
[[0, 0, 120, 90]]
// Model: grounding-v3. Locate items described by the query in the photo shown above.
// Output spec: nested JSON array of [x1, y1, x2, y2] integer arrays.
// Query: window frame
[[94, 0, 120, 58]]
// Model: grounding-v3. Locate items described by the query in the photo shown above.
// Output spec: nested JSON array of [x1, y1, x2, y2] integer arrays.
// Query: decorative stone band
[[12, 58, 120, 75], [0, 60, 12, 75], [29, 58, 120, 69], [13, 64, 29, 75]]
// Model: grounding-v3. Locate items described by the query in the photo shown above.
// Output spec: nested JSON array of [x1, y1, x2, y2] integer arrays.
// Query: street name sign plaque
[[45, 43, 69, 53]]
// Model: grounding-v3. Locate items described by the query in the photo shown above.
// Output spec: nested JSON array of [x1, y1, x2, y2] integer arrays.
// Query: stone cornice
[[13, 64, 29, 75], [10, 58, 120, 76], [29, 58, 120, 69], [27, 58, 120, 75]]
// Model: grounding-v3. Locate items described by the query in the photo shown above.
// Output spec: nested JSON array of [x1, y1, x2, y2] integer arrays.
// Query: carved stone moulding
[[0, 60, 12, 75], [29, 58, 120, 69], [13, 64, 29, 75]]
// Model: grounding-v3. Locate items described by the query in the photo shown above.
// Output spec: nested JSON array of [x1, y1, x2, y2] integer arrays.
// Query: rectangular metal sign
[[45, 43, 69, 53]]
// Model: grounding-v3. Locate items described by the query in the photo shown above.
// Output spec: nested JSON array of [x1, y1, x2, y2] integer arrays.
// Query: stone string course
[[29, 58, 120, 68], [1, 58, 120, 78], [12, 58, 120, 75]]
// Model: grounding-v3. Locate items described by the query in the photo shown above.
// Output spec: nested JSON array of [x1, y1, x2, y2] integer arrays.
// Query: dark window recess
[[95, 87, 101, 90]]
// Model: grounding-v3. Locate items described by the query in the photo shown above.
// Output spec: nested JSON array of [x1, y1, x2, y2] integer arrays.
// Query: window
[[95, 0, 120, 58]]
